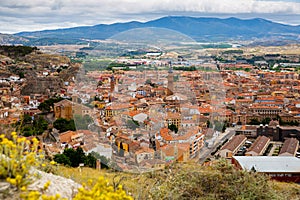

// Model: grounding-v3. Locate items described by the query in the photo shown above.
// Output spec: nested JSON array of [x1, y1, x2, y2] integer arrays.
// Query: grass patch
[[55, 161, 300, 200]]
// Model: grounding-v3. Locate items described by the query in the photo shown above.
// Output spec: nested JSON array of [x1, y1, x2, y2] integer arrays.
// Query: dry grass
[[55, 162, 300, 200], [55, 165, 155, 198], [271, 181, 300, 200]]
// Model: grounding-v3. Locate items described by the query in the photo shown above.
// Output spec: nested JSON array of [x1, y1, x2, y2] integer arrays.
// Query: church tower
[[110, 75, 115, 93], [167, 65, 174, 94]]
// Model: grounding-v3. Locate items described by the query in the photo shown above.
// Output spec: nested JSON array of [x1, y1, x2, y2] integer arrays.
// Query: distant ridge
[[5, 16, 300, 44]]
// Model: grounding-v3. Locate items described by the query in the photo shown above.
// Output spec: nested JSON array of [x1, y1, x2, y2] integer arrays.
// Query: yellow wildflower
[[43, 181, 51, 190], [50, 161, 56, 165]]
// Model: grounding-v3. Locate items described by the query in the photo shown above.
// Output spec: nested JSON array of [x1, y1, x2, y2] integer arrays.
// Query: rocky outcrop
[[0, 169, 81, 200], [28, 168, 81, 199], [21, 76, 64, 95]]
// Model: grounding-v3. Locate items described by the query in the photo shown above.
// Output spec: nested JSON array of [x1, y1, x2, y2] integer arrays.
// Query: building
[[279, 138, 299, 157], [105, 103, 133, 119], [257, 125, 300, 141], [135, 147, 155, 164], [59, 130, 83, 144], [160, 143, 190, 162], [245, 136, 270, 156], [54, 99, 73, 120], [235, 125, 257, 138], [165, 112, 181, 128], [167, 67, 174, 94], [232, 156, 300, 183], [219, 135, 247, 158]]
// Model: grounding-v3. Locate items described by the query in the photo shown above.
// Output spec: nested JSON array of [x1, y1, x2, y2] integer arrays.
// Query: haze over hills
[[2, 16, 300, 45]]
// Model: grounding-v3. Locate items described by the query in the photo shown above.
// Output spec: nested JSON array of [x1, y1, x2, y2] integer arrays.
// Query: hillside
[[0, 45, 79, 96], [11, 16, 300, 45], [54, 161, 300, 200], [0, 33, 30, 45]]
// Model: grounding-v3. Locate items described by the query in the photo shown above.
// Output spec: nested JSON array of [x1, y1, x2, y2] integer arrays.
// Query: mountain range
[[1, 16, 300, 45]]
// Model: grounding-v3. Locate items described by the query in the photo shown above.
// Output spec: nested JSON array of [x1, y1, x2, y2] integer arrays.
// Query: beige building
[[245, 136, 270, 156], [219, 135, 247, 158], [279, 138, 299, 156], [54, 99, 73, 120]]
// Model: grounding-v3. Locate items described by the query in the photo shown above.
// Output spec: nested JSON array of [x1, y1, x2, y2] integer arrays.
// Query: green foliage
[[23, 114, 33, 124], [249, 117, 272, 125], [126, 120, 139, 130], [74, 115, 93, 130], [18, 72, 25, 78], [54, 147, 97, 168], [53, 118, 76, 132], [222, 49, 243, 54], [249, 118, 260, 125], [278, 115, 300, 126], [168, 123, 178, 133], [83, 60, 112, 71], [173, 66, 196, 71], [38, 102, 51, 112], [85, 153, 97, 168], [54, 154, 71, 166], [0, 45, 37, 58], [18, 114, 49, 136], [38, 97, 64, 112], [33, 116, 48, 134], [261, 117, 271, 125], [106, 62, 127, 71], [201, 44, 232, 48], [208, 120, 226, 132], [149, 161, 280, 200]]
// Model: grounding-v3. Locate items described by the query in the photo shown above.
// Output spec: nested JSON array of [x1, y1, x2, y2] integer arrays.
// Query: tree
[[54, 154, 71, 166], [19, 114, 48, 136], [38, 102, 51, 112], [214, 120, 225, 132], [22, 114, 32, 124], [76, 147, 86, 166], [85, 153, 97, 168], [32, 116, 48, 134], [168, 123, 178, 133], [38, 97, 64, 112], [19, 72, 25, 78], [62, 148, 78, 167], [261, 118, 271, 125], [207, 120, 211, 128], [74, 114, 93, 130], [249, 118, 260, 125], [55, 147, 98, 168], [53, 118, 76, 132]]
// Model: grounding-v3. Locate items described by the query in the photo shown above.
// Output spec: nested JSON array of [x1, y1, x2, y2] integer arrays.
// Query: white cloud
[[1, 0, 300, 33]]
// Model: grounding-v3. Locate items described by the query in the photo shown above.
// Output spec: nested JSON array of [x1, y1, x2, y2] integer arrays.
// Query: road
[[197, 127, 238, 164]]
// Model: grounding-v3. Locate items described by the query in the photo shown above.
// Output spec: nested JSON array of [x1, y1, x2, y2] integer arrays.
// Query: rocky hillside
[[0, 45, 79, 95]]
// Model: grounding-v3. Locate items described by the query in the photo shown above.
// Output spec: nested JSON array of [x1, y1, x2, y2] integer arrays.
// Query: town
[[0, 44, 300, 182]]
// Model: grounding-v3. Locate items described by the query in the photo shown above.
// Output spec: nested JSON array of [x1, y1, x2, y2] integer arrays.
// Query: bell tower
[[167, 65, 174, 93], [110, 75, 115, 93]]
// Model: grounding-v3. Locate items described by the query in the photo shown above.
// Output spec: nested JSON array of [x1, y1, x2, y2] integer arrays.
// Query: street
[[197, 127, 238, 164]]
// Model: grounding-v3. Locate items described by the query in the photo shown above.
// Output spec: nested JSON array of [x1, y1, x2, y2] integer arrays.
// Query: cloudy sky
[[1, 0, 300, 33]]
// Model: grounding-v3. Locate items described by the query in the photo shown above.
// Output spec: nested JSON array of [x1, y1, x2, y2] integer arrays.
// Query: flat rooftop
[[233, 156, 300, 173]]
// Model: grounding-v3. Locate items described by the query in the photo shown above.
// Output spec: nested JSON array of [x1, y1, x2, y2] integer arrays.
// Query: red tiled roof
[[279, 138, 299, 155], [221, 135, 246, 151], [160, 128, 173, 141], [246, 136, 270, 155]]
